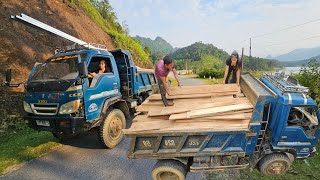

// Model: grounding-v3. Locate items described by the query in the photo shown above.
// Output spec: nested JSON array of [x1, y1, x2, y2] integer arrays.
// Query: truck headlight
[[23, 101, 33, 113], [59, 100, 80, 114]]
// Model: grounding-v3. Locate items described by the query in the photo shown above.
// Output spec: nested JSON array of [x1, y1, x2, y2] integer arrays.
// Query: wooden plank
[[174, 113, 252, 123], [169, 103, 254, 120], [162, 119, 250, 131], [148, 92, 241, 101], [125, 120, 173, 132], [169, 84, 240, 95], [132, 115, 170, 122], [148, 98, 250, 116]]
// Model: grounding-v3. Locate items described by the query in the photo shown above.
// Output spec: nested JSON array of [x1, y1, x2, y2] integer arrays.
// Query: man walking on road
[[155, 55, 181, 106]]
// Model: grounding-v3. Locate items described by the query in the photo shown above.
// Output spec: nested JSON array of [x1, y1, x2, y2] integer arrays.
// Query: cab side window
[[88, 57, 113, 74], [87, 57, 113, 87]]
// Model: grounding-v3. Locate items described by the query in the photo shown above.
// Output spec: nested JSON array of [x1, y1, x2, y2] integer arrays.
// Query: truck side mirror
[[78, 62, 88, 78], [5, 69, 11, 83]]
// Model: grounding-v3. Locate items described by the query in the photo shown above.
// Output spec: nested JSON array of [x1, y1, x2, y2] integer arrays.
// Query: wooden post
[[241, 47, 244, 71]]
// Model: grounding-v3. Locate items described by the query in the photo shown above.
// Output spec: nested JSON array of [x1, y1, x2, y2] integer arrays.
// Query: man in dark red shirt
[[155, 55, 181, 106]]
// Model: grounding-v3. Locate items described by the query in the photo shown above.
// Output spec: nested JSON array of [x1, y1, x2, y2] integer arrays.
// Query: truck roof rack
[[262, 73, 309, 94], [64, 43, 107, 52]]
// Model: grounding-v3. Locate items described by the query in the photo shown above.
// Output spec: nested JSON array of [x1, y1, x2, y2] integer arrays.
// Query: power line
[[263, 35, 320, 47], [251, 18, 320, 39]]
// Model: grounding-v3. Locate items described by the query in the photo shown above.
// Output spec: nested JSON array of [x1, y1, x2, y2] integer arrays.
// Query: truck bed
[[124, 73, 276, 159], [123, 84, 254, 135]]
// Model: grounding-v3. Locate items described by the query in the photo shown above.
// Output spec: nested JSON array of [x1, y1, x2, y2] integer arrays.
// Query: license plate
[[36, 120, 50, 127]]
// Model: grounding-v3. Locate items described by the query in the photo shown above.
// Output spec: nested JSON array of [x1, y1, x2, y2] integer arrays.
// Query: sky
[[109, 0, 320, 57]]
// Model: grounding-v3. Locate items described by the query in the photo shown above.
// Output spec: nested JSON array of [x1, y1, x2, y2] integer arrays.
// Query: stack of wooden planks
[[123, 84, 254, 134]]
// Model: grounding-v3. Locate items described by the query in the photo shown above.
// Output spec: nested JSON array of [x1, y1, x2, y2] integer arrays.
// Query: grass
[[0, 124, 60, 175], [240, 141, 320, 179]]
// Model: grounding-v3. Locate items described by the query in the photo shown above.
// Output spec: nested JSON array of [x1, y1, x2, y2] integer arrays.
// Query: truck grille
[[31, 103, 59, 115]]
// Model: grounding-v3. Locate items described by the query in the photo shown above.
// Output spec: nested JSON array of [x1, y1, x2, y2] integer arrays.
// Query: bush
[[198, 68, 224, 79], [294, 59, 320, 107]]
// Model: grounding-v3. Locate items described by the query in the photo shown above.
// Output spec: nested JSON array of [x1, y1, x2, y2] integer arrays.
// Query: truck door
[[279, 106, 320, 156], [83, 56, 120, 121]]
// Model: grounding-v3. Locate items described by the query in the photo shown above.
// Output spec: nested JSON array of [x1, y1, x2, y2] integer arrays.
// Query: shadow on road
[[59, 128, 105, 149], [58, 117, 135, 150]]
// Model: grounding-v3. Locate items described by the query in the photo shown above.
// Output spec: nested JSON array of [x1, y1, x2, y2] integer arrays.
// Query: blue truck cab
[[124, 73, 320, 178], [6, 47, 157, 148]]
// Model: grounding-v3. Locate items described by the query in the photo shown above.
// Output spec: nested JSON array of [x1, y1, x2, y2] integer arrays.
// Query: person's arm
[[88, 72, 97, 78], [236, 68, 241, 86], [160, 76, 171, 95], [223, 65, 229, 84], [172, 68, 181, 87]]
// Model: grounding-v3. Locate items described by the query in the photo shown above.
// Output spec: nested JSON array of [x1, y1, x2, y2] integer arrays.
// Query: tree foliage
[[170, 42, 229, 62], [89, 0, 124, 33], [74, 0, 152, 67], [295, 59, 320, 106], [242, 55, 283, 71]]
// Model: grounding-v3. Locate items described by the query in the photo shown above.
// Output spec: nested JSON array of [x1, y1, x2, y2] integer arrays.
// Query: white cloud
[[109, 0, 320, 57]]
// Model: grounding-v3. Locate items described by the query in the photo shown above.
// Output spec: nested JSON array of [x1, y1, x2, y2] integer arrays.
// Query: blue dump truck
[[125, 73, 320, 179], [5, 47, 157, 148]]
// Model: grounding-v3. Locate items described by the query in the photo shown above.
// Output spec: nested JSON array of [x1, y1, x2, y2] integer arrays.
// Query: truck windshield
[[30, 55, 79, 82]]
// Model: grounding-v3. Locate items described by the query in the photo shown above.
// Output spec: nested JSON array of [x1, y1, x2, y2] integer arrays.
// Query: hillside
[[170, 42, 229, 61], [0, 0, 151, 131], [134, 36, 176, 54], [273, 46, 320, 62]]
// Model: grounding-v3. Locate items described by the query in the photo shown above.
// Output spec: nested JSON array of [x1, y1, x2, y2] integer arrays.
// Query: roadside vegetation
[[0, 123, 60, 174], [74, 0, 152, 67]]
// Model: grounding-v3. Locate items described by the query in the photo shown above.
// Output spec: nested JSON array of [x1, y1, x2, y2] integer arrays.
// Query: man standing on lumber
[[223, 51, 242, 85], [155, 55, 181, 106]]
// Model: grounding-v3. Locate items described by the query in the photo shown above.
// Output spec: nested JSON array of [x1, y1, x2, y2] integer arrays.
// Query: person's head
[[163, 55, 174, 70], [99, 60, 106, 69], [230, 51, 239, 66]]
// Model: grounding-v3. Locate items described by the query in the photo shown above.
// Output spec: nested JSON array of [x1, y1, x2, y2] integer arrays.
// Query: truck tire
[[98, 109, 126, 148], [151, 160, 187, 180], [259, 153, 291, 176]]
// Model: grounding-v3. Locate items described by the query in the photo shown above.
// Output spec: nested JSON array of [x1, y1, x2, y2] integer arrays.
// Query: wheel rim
[[157, 171, 179, 180], [266, 161, 287, 175], [108, 116, 123, 140]]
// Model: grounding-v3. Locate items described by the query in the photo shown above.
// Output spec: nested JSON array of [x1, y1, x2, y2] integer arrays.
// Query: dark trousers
[[157, 80, 169, 106]]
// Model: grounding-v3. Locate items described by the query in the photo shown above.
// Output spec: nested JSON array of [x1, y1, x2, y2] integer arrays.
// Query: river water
[[277, 66, 302, 75]]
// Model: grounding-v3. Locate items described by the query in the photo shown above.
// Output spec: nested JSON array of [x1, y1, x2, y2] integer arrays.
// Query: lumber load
[[169, 84, 240, 95], [169, 103, 254, 120], [148, 98, 250, 116], [124, 84, 254, 134]]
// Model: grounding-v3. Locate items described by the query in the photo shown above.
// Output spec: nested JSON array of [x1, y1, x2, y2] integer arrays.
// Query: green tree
[[295, 59, 320, 106]]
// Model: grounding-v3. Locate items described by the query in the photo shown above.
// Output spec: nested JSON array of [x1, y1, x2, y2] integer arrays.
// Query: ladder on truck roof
[[262, 73, 309, 94], [11, 13, 107, 51]]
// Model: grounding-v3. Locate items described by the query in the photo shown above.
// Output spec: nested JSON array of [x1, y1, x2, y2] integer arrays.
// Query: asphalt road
[[1, 76, 204, 180]]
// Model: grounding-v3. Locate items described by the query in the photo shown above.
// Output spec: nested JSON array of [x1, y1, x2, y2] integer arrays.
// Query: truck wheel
[[151, 160, 187, 180], [259, 153, 291, 176], [99, 109, 126, 148]]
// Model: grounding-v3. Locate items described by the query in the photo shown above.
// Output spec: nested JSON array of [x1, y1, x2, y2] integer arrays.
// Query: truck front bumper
[[25, 114, 86, 135]]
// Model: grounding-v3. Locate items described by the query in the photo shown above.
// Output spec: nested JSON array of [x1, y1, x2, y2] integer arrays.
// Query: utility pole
[[249, 38, 252, 62]]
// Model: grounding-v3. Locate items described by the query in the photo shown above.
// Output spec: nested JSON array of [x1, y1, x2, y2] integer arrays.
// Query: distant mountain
[[274, 47, 320, 61], [169, 41, 229, 61], [134, 36, 175, 55], [169, 41, 282, 71], [282, 55, 320, 67]]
